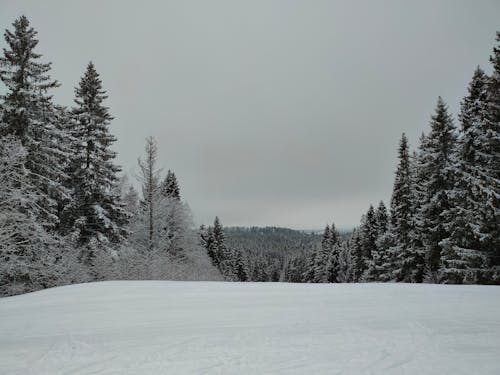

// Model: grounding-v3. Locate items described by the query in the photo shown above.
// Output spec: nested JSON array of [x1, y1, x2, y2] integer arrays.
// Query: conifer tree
[[312, 225, 331, 282], [326, 222, 340, 282], [349, 228, 365, 282], [389, 134, 423, 282], [0, 15, 69, 228], [363, 201, 389, 281], [439, 68, 490, 283], [337, 241, 354, 283], [203, 217, 242, 280], [161, 170, 181, 200], [64, 62, 128, 258], [415, 98, 457, 277], [360, 205, 377, 265], [159, 170, 188, 258], [482, 33, 500, 269]]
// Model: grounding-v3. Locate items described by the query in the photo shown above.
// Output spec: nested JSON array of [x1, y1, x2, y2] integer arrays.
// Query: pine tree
[[389, 134, 424, 282], [439, 67, 490, 283], [375, 201, 388, 236], [416, 97, 458, 277], [203, 217, 240, 280], [313, 225, 331, 282], [349, 228, 365, 282], [359, 206, 378, 281], [0, 15, 70, 228], [161, 170, 181, 200], [337, 241, 354, 283], [326, 222, 340, 282], [481, 33, 500, 271], [364, 201, 389, 281], [234, 249, 249, 281], [64, 62, 128, 259], [159, 170, 188, 259]]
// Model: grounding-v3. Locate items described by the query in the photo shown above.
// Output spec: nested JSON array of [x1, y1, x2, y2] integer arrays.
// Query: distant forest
[[0, 16, 498, 296]]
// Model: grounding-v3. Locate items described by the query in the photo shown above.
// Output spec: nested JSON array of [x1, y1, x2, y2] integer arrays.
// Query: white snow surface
[[1, 281, 499, 375]]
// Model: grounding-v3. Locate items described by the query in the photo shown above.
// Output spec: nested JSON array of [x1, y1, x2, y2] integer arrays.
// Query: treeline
[[201, 32, 499, 285], [225, 226, 324, 281], [0, 16, 219, 296], [304, 33, 500, 285]]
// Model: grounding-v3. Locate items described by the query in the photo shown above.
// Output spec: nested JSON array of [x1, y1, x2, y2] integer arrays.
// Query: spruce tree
[[389, 134, 423, 282], [161, 170, 181, 200], [64, 62, 128, 258], [337, 241, 354, 283], [0, 15, 69, 228], [416, 97, 457, 277], [159, 170, 187, 258], [440, 67, 490, 283], [364, 201, 389, 281], [206, 217, 238, 280], [313, 225, 331, 282], [349, 228, 365, 282], [326, 222, 340, 282], [482, 33, 500, 270], [360, 206, 377, 267]]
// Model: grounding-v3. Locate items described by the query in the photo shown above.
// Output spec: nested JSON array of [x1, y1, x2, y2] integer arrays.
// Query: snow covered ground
[[0, 281, 499, 375]]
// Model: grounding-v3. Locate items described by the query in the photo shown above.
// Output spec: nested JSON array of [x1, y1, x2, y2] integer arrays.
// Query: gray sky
[[1, 1, 499, 230]]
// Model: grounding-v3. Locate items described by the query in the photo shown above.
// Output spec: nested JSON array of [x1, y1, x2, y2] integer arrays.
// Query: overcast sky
[[1, 1, 499, 229]]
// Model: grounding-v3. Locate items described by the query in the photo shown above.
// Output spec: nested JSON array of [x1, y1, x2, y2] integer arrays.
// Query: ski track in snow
[[0, 281, 499, 375]]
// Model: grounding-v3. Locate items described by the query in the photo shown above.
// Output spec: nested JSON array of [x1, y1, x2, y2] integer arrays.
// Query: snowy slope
[[0, 282, 499, 375]]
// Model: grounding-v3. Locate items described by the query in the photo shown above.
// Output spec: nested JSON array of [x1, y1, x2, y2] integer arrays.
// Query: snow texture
[[0, 281, 499, 375]]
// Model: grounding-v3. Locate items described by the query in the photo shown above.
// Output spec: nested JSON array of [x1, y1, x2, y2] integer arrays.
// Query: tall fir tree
[[0, 15, 70, 228], [326, 222, 340, 282], [440, 67, 490, 283], [390, 134, 423, 282], [360, 205, 377, 275], [482, 33, 500, 271], [161, 170, 181, 200], [64, 62, 128, 259], [415, 97, 458, 277], [202, 217, 242, 280], [313, 224, 331, 282]]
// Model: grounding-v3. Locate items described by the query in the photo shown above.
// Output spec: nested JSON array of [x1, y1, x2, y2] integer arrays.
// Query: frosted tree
[[63, 62, 128, 264], [122, 184, 140, 219], [414, 98, 457, 278], [313, 225, 331, 282], [439, 67, 490, 283], [0, 137, 63, 295], [0, 15, 70, 228], [133, 137, 166, 252], [388, 134, 423, 282], [358, 205, 378, 281], [326, 222, 340, 282], [337, 241, 354, 283], [364, 201, 390, 281], [233, 249, 249, 281], [159, 172, 190, 259], [481, 33, 500, 272], [161, 170, 181, 200], [200, 217, 249, 281], [349, 228, 365, 282]]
